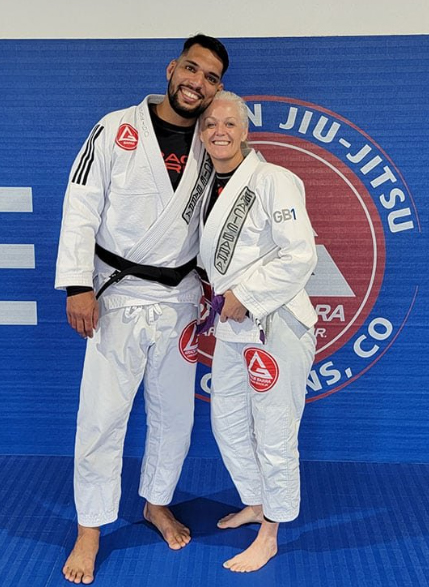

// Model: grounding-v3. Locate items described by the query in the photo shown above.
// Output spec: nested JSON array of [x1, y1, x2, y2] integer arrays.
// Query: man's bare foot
[[223, 519, 279, 572], [144, 502, 191, 550], [63, 524, 100, 584], [217, 505, 263, 529]]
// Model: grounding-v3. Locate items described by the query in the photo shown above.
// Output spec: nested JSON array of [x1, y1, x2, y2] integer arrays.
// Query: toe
[[169, 536, 185, 550], [217, 514, 234, 528], [67, 570, 76, 583]]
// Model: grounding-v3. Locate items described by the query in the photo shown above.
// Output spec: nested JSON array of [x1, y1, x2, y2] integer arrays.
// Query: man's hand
[[220, 290, 247, 323], [66, 291, 99, 338]]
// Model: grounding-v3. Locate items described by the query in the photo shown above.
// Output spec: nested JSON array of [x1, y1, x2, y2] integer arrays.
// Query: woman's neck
[[212, 154, 244, 174]]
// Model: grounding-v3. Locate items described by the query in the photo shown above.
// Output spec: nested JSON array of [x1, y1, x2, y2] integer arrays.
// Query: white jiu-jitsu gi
[[55, 95, 211, 526], [200, 149, 317, 522]]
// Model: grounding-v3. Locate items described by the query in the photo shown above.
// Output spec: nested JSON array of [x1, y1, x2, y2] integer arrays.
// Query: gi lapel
[[137, 95, 172, 209], [126, 98, 207, 263], [200, 150, 260, 280]]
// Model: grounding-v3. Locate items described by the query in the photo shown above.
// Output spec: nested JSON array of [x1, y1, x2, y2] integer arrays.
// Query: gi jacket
[[200, 150, 317, 341], [55, 95, 211, 308]]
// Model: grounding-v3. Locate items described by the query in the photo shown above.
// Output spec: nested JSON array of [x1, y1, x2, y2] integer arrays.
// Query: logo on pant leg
[[244, 348, 279, 392], [179, 321, 198, 363]]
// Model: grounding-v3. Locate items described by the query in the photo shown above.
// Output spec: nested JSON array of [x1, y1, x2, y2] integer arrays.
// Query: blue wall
[[0, 37, 427, 462]]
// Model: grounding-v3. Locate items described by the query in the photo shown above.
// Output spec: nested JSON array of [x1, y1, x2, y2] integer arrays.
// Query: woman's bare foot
[[144, 502, 191, 550], [223, 519, 279, 572], [63, 524, 100, 584], [217, 505, 263, 529]]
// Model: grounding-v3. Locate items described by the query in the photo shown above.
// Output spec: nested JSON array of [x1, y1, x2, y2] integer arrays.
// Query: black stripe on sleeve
[[72, 124, 104, 185]]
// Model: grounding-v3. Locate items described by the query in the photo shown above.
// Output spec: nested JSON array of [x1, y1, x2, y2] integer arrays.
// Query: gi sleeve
[[55, 120, 111, 289], [232, 169, 317, 319]]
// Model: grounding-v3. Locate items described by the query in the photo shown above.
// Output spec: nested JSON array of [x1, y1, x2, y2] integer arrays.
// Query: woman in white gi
[[199, 91, 317, 572]]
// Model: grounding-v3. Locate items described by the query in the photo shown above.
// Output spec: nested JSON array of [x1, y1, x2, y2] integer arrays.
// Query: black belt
[[95, 244, 197, 299]]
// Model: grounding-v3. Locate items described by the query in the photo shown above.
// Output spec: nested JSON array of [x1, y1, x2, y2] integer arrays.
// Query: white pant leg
[[211, 339, 263, 505], [248, 308, 316, 522], [75, 306, 152, 527], [139, 303, 197, 505]]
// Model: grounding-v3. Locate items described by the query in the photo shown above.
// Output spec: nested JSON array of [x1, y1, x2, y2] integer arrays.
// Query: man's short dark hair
[[182, 34, 229, 76]]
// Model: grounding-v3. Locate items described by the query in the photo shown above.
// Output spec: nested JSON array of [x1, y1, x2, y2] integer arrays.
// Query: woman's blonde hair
[[211, 90, 249, 131]]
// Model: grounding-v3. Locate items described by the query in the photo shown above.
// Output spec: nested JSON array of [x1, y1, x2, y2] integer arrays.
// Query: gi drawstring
[[148, 303, 162, 324]]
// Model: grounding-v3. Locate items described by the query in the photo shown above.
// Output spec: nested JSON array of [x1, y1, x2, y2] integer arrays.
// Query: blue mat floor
[[0, 456, 428, 587]]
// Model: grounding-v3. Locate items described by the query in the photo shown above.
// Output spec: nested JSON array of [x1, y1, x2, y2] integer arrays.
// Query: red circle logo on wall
[[179, 321, 198, 363], [197, 95, 420, 403], [244, 348, 279, 392]]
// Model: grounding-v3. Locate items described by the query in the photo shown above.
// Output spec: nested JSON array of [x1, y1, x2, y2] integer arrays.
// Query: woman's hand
[[220, 290, 247, 323]]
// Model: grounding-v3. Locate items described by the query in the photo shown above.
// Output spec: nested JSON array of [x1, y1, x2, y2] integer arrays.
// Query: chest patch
[[115, 124, 139, 150]]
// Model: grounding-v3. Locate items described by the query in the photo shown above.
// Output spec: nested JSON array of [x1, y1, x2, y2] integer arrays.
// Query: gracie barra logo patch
[[215, 187, 256, 275], [115, 124, 139, 150], [244, 348, 279, 392], [179, 321, 198, 363], [182, 151, 213, 225]]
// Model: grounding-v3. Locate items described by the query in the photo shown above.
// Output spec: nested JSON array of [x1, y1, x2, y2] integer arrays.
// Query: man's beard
[[167, 81, 206, 119]]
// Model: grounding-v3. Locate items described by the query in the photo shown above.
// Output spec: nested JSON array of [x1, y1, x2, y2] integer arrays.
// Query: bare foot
[[144, 503, 191, 550], [223, 519, 279, 572], [63, 524, 100, 584], [217, 505, 263, 529]]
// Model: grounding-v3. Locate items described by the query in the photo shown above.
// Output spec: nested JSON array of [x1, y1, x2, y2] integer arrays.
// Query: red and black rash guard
[[150, 106, 196, 192], [204, 163, 245, 223]]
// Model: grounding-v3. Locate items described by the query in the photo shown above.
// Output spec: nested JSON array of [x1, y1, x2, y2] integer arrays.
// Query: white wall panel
[[1, 0, 428, 39]]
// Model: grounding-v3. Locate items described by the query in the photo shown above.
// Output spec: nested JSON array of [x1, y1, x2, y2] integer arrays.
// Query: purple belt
[[197, 293, 266, 344], [196, 294, 225, 335]]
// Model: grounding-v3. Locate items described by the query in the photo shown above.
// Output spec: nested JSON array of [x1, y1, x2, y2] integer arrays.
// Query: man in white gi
[[198, 92, 317, 572], [55, 34, 228, 584]]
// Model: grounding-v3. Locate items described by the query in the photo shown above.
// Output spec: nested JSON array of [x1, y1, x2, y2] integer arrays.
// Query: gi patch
[[179, 321, 198, 363], [244, 348, 279, 392], [214, 187, 256, 275], [182, 151, 213, 224], [115, 124, 139, 150]]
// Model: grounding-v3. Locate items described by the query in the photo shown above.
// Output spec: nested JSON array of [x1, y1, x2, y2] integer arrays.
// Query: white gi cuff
[[55, 271, 94, 290]]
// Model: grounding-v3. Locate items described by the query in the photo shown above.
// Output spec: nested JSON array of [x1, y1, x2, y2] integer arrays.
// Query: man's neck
[[155, 98, 196, 128]]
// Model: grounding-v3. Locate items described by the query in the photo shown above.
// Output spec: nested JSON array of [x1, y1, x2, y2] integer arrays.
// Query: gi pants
[[211, 307, 315, 523], [74, 302, 197, 527]]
